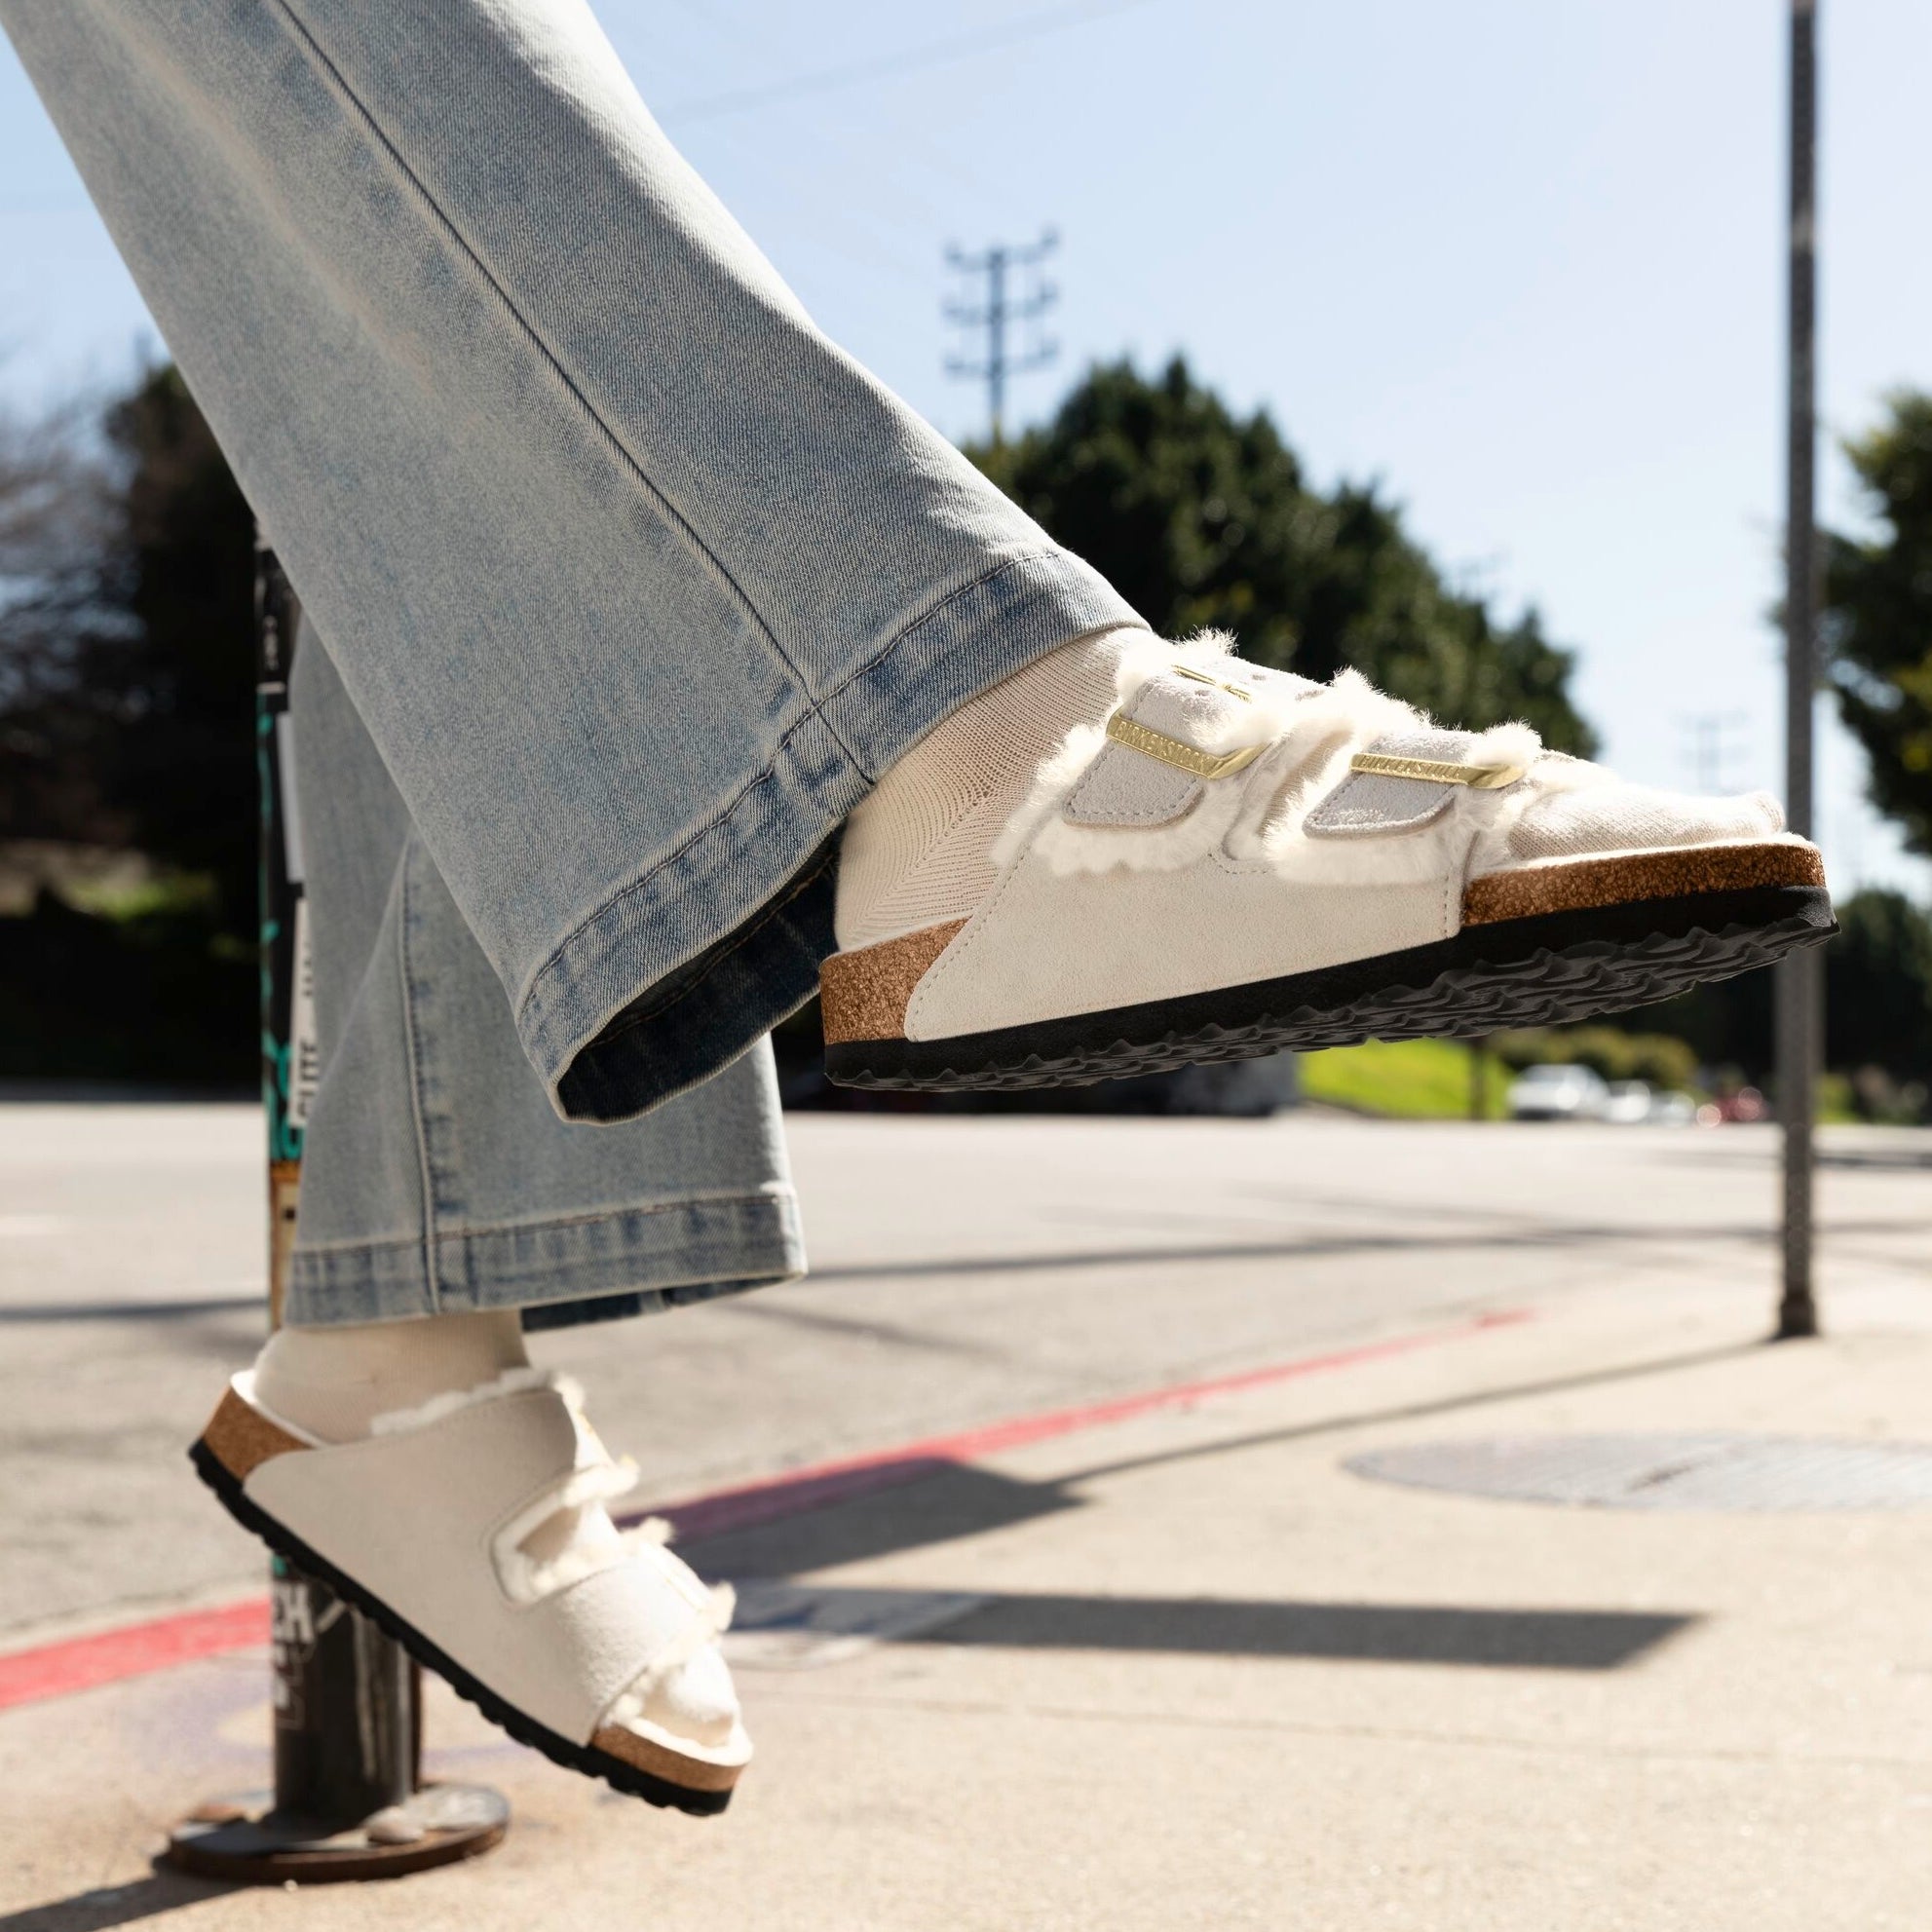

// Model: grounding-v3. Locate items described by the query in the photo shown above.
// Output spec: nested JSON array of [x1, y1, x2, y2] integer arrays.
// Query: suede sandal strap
[[238, 1371, 736, 1752]]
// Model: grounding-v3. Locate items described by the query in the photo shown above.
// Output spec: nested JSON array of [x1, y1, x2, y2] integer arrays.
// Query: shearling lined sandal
[[823, 637, 1835, 1090], [191, 1369, 749, 1814]]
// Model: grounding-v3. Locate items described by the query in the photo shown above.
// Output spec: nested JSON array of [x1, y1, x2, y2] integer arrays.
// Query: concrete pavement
[[3, 1109, 1931, 1927]]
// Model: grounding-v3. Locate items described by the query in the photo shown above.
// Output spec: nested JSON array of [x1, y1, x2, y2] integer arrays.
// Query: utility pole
[[945, 230, 1059, 445], [1680, 711, 1749, 793], [167, 550, 507, 1880], [1776, 0, 1822, 1340]]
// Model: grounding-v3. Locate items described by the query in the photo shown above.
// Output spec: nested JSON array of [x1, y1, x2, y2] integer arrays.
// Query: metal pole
[[988, 246, 1007, 444], [1775, 0, 1822, 1339], [255, 553, 422, 1827], [167, 548, 507, 1881]]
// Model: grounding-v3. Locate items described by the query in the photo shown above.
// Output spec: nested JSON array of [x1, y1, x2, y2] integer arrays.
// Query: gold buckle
[[1105, 711, 1266, 781], [1348, 751, 1526, 791], [1168, 663, 1254, 702]]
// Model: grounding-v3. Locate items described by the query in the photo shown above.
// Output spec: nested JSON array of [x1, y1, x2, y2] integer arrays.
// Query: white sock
[[835, 625, 1147, 950], [250, 1308, 529, 1444]]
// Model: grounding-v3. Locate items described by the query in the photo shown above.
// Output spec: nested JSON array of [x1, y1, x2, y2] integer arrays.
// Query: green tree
[[971, 358, 1598, 752], [1645, 886, 1932, 1111], [1824, 888, 1932, 1086], [96, 364, 258, 937], [0, 363, 256, 938], [1824, 392, 1932, 857], [0, 364, 256, 1084], [0, 394, 129, 845]]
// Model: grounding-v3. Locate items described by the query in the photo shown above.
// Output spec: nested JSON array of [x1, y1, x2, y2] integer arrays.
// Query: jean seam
[[818, 549, 1066, 778], [287, 1197, 803, 1310], [395, 850, 442, 1313], [511, 701, 838, 1020], [263, 0, 830, 735], [292, 1276, 785, 1328], [513, 548, 1076, 1031], [294, 1188, 797, 1255]]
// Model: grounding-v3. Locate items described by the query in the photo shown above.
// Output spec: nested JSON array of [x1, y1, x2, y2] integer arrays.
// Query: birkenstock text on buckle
[[1102, 711, 1268, 781], [1346, 750, 1527, 790]]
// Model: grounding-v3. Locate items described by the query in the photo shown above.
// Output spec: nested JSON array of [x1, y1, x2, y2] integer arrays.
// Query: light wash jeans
[[3, 0, 1142, 1124], [287, 624, 803, 1327], [4, 1, 1146, 1325]]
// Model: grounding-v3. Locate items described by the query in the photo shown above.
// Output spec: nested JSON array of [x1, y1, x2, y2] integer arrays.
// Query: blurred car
[[1602, 1080, 1653, 1124], [1506, 1062, 1610, 1121], [1600, 1081, 1699, 1125], [1699, 1085, 1768, 1124], [1724, 1085, 1768, 1122]]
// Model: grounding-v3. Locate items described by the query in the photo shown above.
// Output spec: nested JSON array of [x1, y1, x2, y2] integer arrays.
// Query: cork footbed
[[1463, 840, 1825, 927], [819, 917, 965, 1044], [200, 1383, 308, 1480], [591, 1724, 742, 1793]]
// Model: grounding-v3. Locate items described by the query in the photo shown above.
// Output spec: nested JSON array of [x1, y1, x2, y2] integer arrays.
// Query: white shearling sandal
[[822, 637, 1835, 1089], [191, 1368, 750, 1814]]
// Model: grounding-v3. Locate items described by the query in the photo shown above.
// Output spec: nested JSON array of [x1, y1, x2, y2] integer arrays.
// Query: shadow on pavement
[[0, 1870, 229, 1932], [685, 1339, 1764, 1581], [775, 1584, 1693, 1670], [1067, 1340, 1770, 1491], [693, 1460, 1085, 1573], [691, 1354, 1722, 1675], [0, 1298, 260, 1326]]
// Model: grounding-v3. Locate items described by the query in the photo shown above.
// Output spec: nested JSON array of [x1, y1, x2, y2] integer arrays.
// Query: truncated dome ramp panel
[[1345, 1433, 1932, 1512]]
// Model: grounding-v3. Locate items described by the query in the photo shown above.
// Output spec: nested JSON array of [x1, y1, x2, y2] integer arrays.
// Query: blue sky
[[4, 1, 1928, 896]]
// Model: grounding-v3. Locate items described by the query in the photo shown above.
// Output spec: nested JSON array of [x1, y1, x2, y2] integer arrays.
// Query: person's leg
[[253, 622, 802, 1442], [236, 620, 777, 1793], [0, 0, 1147, 1121]]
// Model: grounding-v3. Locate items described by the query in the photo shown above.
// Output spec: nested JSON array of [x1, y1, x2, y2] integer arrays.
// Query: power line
[[944, 230, 1059, 444], [661, 0, 1154, 124], [636, 8, 986, 287]]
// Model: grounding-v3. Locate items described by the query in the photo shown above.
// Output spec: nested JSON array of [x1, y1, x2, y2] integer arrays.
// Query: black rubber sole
[[189, 1438, 736, 1817], [824, 885, 1837, 1092]]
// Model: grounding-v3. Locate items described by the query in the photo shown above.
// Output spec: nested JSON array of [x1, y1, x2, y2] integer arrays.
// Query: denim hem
[[527, 546, 1147, 1122], [284, 1187, 805, 1327]]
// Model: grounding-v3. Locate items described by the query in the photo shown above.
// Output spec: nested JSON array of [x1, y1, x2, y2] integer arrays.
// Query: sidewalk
[[6, 1267, 1932, 1930]]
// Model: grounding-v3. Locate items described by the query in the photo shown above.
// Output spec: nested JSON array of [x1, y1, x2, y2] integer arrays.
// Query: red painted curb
[[649, 1307, 1531, 1540], [0, 1307, 1526, 1714], [0, 1599, 270, 1713]]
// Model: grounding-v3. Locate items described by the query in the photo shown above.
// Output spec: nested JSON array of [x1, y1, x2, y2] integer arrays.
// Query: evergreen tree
[[1825, 392, 1932, 858], [1824, 888, 1932, 1084], [97, 364, 258, 937], [972, 358, 1597, 752], [0, 363, 256, 938], [0, 364, 256, 1083]]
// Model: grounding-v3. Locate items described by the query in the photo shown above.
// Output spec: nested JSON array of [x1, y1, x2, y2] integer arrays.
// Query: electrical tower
[[945, 230, 1059, 444], [1680, 711, 1750, 793]]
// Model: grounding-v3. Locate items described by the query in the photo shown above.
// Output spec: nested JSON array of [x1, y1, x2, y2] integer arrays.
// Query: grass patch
[[1300, 1037, 1506, 1120]]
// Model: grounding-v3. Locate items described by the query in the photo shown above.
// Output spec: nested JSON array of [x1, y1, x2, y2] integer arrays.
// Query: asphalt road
[[3, 1102, 1926, 1637]]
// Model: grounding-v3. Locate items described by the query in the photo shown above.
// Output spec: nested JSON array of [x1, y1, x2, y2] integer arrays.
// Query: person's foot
[[824, 633, 1834, 1089], [196, 1334, 749, 1814]]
